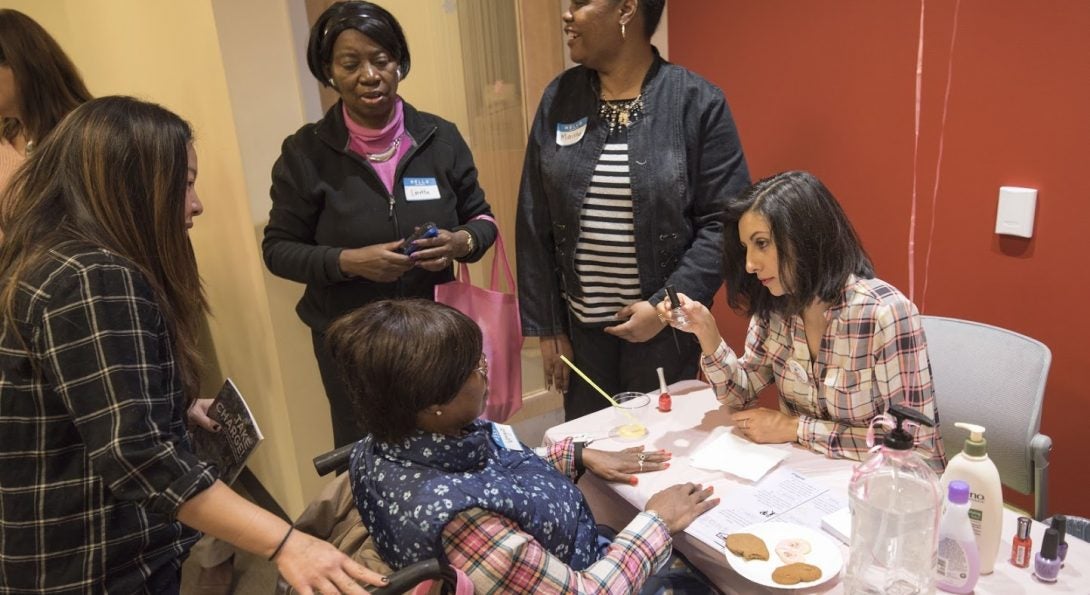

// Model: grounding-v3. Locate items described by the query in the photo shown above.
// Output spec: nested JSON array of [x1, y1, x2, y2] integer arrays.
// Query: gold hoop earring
[[328, 77, 336, 88], [621, 22, 626, 40]]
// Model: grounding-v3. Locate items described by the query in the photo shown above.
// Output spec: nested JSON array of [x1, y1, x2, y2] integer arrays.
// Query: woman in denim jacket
[[516, 0, 749, 420]]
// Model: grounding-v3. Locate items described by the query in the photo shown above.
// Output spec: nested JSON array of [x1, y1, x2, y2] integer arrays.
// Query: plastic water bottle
[[844, 404, 942, 594]]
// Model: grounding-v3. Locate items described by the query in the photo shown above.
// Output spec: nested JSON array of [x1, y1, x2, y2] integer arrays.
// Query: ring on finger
[[637, 452, 647, 462], [638, 460, 644, 472]]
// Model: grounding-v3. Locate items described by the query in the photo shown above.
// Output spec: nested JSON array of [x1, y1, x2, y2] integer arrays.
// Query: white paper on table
[[688, 426, 789, 482], [685, 466, 848, 551]]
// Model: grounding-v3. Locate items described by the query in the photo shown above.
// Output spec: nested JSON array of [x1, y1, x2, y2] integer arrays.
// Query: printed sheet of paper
[[684, 466, 848, 551]]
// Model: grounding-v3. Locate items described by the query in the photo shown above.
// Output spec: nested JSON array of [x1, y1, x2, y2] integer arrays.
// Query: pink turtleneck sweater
[[343, 98, 411, 195]]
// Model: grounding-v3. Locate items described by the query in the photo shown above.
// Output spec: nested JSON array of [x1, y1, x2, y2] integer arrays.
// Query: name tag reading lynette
[[404, 177, 441, 201]]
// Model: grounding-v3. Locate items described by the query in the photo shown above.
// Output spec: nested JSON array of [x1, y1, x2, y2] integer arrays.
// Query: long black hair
[[722, 170, 874, 319]]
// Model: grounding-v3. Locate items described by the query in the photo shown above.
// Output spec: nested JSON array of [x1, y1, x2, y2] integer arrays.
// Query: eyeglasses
[[475, 354, 488, 379]]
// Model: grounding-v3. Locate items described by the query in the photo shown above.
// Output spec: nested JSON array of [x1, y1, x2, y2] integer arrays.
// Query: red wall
[[671, 0, 1090, 518]]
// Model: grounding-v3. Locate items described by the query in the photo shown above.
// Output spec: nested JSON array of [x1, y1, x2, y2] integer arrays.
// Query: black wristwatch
[[573, 441, 588, 483]]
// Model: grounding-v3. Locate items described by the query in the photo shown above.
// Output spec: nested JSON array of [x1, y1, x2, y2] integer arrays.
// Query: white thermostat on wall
[[995, 186, 1037, 238]]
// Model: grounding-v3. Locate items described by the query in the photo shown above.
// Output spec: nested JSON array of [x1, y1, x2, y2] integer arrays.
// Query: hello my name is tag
[[404, 177, 441, 201], [490, 423, 523, 451], [556, 117, 588, 147]]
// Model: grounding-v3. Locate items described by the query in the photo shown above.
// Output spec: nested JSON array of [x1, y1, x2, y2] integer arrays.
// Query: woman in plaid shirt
[[658, 170, 947, 473], [0, 97, 387, 594]]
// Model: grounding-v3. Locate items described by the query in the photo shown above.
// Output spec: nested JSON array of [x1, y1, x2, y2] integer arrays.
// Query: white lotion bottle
[[939, 422, 1003, 574], [937, 480, 981, 592]]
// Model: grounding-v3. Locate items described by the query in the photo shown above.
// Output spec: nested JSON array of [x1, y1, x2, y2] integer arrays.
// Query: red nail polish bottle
[[656, 367, 672, 412], [1010, 516, 1032, 568]]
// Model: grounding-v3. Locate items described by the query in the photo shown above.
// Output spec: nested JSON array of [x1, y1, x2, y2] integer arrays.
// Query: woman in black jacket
[[263, 1, 496, 447]]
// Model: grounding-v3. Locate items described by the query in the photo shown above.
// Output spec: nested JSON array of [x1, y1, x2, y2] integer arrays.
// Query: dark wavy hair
[[306, 1, 411, 87], [0, 96, 206, 400], [722, 171, 874, 320], [0, 9, 92, 145], [326, 299, 482, 443]]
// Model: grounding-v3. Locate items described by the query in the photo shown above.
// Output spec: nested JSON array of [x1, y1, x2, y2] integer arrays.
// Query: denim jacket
[[516, 53, 750, 336]]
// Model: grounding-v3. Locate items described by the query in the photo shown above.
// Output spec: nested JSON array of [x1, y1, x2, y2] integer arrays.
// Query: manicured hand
[[276, 530, 389, 594], [644, 483, 720, 534], [732, 407, 799, 444], [540, 334, 573, 393], [187, 398, 219, 432], [410, 228, 469, 272], [654, 292, 723, 355], [605, 300, 665, 342], [583, 446, 671, 484], [339, 241, 412, 282]]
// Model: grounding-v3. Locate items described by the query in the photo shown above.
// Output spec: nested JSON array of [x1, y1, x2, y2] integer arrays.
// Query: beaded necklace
[[598, 94, 644, 134]]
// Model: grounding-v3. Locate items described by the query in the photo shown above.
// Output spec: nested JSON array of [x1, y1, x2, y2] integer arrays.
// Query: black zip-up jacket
[[263, 100, 495, 332], [516, 53, 749, 337]]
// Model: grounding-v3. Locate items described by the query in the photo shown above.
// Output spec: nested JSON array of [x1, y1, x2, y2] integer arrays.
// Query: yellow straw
[[559, 355, 640, 424]]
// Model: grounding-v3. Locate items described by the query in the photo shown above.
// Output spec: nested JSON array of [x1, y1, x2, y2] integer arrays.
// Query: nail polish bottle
[[1010, 516, 1032, 568], [1050, 515, 1068, 564], [665, 285, 689, 327], [1033, 528, 1061, 583], [656, 366, 672, 412]]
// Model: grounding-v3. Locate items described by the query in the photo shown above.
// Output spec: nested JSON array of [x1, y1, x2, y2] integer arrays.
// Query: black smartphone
[[399, 222, 439, 255]]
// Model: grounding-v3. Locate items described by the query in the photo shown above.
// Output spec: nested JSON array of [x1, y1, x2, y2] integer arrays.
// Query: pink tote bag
[[435, 215, 524, 422]]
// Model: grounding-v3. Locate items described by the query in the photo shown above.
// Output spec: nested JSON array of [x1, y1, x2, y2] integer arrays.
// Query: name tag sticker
[[556, 117, 588, 147], [490, 423, 523, 451], [403, 177, 441, 201]]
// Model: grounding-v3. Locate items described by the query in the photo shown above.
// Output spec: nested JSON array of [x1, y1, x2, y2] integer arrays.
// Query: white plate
[[723, 521, 843, 589]]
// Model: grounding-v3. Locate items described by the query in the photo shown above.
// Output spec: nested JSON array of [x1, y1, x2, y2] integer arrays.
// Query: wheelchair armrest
[[372, 559, 453, 595], [313, 443, 355, 477]]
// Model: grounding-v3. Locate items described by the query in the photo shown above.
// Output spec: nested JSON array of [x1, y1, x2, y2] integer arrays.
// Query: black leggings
[[564, 322, 701, 421], [312, 330, 364, 448]]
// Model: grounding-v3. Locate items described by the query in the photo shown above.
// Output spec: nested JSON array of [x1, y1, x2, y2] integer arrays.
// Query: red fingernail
[[708, 485, 715, 493], [663, 462, 670, 469], [629, 476, 638, 486]]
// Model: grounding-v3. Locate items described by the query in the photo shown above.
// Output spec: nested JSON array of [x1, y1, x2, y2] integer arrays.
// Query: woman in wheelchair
[[325, 299, 719, 593]]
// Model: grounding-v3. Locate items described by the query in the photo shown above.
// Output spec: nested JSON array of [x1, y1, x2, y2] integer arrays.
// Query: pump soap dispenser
[[940, 422, 1003, 574]]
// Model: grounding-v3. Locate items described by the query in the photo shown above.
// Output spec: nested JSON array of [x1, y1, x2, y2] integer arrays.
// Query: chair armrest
[[313, 443, 355, 477]]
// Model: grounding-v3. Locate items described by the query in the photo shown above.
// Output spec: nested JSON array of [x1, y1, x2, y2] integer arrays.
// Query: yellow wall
[[2, 0, 314, 514]]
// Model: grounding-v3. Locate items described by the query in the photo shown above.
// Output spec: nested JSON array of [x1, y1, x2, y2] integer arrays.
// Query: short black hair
[[325, 299, 482, 443], [639, 0, 667, 38], [722, 170, 874, 320], [306, 1, 411, 87]]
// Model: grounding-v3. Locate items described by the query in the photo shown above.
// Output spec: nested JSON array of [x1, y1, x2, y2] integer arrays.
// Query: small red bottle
[[1010, 516, 1032, 568], [656, 367, 672, 412]]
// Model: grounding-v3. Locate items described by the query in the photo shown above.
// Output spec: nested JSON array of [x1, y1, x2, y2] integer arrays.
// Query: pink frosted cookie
[[775, 538, 812, 564]]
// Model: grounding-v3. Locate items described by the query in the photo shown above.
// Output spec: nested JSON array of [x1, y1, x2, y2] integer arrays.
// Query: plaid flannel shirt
[[438, 438, 671, 594], [0, 248, 218, 593], [702, 276, 947, 472]]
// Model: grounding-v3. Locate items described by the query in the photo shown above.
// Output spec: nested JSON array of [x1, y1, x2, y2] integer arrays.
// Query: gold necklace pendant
[[366, 136, 402, 163], [599, 93, 644, 134]]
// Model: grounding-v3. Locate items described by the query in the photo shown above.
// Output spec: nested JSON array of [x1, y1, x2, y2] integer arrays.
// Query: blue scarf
[[350, 420, 600, 570]]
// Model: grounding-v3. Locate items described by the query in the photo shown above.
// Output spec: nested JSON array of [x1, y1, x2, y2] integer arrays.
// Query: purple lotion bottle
[[1033, 528, 1061, 583]]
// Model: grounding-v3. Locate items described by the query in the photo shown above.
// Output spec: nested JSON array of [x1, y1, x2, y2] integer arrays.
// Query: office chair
[[274, 444, 458, 594], [921, 315, 1052, 520]]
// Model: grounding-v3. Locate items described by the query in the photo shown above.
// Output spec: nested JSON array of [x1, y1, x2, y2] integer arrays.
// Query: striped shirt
[[568, 131, 641, 324], [439, 438, 671, 593], [0, 246, 218, 593], [701, 276, 947, 472]]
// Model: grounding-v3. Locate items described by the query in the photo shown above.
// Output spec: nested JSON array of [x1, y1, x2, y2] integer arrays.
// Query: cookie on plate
[[725, 533, 769, 561], [775, 537, 812, 563], [771, 562, 822, 585]]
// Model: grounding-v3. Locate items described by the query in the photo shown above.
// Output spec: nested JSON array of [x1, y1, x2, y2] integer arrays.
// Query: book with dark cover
[[191, 378, 264, 484]]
